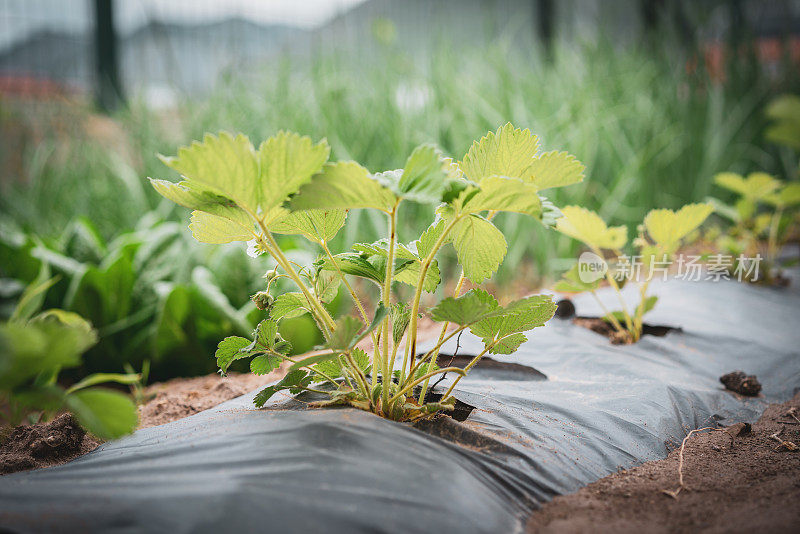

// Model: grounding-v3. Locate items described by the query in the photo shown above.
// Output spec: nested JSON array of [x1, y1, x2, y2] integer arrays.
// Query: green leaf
[[554, 263, 601, 293], [488, 333, 527, 354], [644, 203, 713, 249], [459, 123, 539, 183], [314, 270, 341, 303], [189, 211, 254, 244], [471, 294, 557, 339], [325, 315, 365, 351], [352, 239, 440, 293], [323, 304, 388, 352], [271, 209, 347, 244], [764, 183, 800, 208], [450, 214, 507, 283], [429, 288, 500, 325], [455, 176, 542, 217], [714, 172, 782, 202], [270, 293, 311, 320], [215, 336, 253, 374], [765, 94, 800, 150], [290, 161, 396, 213], [289, 351, 340, 371], [390, 303, 411, 345], [253, 370, 312, 407], [158, 132, 260, 213], [65, 388, 138, 439], [525, 150, 585, 190], [10, 267, 56, 324], [254, 319, 279, 349], [0, 322, 97, 389], [556, 206, 627, 250], [394, 144, 451, 203], [66, 372, 140, 394], [250, 354, 281, 375], [320, 253, 384, 286], [257, 131, 331, 210]]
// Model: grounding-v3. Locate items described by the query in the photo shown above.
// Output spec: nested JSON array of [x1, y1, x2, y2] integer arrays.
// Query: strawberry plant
[[708, 172, 800, 283], [0, 278, 140, 441], [150, 124, 583, 420], [555, 203, 713, 343]]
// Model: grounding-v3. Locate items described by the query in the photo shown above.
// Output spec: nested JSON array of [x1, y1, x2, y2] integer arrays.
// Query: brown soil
[[0, 414, 99, 475], [137, 367, 286, 428], [526, 393, 800, 534], [0, 368, 286, 475]]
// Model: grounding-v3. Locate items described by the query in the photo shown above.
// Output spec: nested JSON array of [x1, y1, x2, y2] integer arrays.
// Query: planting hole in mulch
[[426, 353, 548, 381], [573, 316, 681, 344]]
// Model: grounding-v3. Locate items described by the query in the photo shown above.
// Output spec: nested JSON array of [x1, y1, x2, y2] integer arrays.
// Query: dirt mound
[[0, 414, 99, 475], [527, 393, 800, 533]]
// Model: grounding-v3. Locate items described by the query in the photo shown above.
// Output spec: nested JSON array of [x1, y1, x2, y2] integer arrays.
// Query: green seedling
[[0, 278, 139, 441], [555, 203, 713, 343], [708, 172, 800, 283], [150, 123, 583, 421]]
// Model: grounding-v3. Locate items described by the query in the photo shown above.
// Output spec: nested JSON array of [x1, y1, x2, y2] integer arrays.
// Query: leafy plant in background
[[151, 124, 582, 420], [708, 172, 800, 283], [555, 203, 713, 343], [0, 279, 139, 441]]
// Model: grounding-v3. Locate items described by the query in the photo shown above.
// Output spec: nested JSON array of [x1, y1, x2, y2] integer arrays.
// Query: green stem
[[388, 367, 466, 405], [406, 216, 461, 382], [441, 344, 494, 399], [380, 203, 399, 409], [767, 208, 784, 267], [406, 325, 467, 382], [589, 290, 626, 334]]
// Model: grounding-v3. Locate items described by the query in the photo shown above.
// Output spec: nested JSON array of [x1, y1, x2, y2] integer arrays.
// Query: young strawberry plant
[[555, 203, 713, 343], [708, 172, 800, 283], [0, 278, 140, 440], [150, 124, 583, 420]]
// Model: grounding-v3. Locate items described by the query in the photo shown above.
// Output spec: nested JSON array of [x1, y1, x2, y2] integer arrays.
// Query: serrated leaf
[[417, 219, 446, 259], [325, 315, 365, 351], [429, 288, 500, 325], [156, 132, 260, 213], [271, 209, 347, 244], [215, 336, 253, 373], [257, 131, 331, 210], [290, 161, 397, 212], [459, 123, 539, 183], [352, 239, 440, 292], [471, 294, 557, 339], [251, 354, 281, 375], [455, 176, 542, 217], [289, 351, 340, 371], [487, 333, 527, 354], [189, 211, 254, 244], [556, 206, 627, 250], [254, 319, 279, 349], [390, 303, 411, 345], [149, 179, 254, 231], [764, 183, 800, 208], [644, 203, 713, 249], [714, 172, 782, 202], [270, 292, 311, 320], [314, 270, 341, 303], [323, 253, 384, 285], [394, 144, 451, 203], [451, 214, 507, 283], [525, 150, 585, 190], [65, 388, 137, 439], [253, 370, 311, 407], [765, 94, 800, 150]]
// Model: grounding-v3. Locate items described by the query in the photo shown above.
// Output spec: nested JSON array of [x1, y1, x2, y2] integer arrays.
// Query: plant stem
[[441, 343, 494, 399], [767, 207, 783, 267], [589, 290, 626, 334], [256, 225, 336, 335], [405, 215, 461, 387], [380, 202, 400, 409], [406, 325, 467, 380], [388, 367, 466, 405]]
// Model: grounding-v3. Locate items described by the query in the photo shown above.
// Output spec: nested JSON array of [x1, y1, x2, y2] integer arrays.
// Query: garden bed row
[[0, 276, 798, 533]]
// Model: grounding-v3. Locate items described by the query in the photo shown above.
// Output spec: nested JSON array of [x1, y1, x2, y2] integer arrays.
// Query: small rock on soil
[[720, 371, 762, 397]]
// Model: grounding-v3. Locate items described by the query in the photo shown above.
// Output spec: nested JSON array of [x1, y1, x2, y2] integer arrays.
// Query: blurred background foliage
[[1, 0, 799, 380]]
